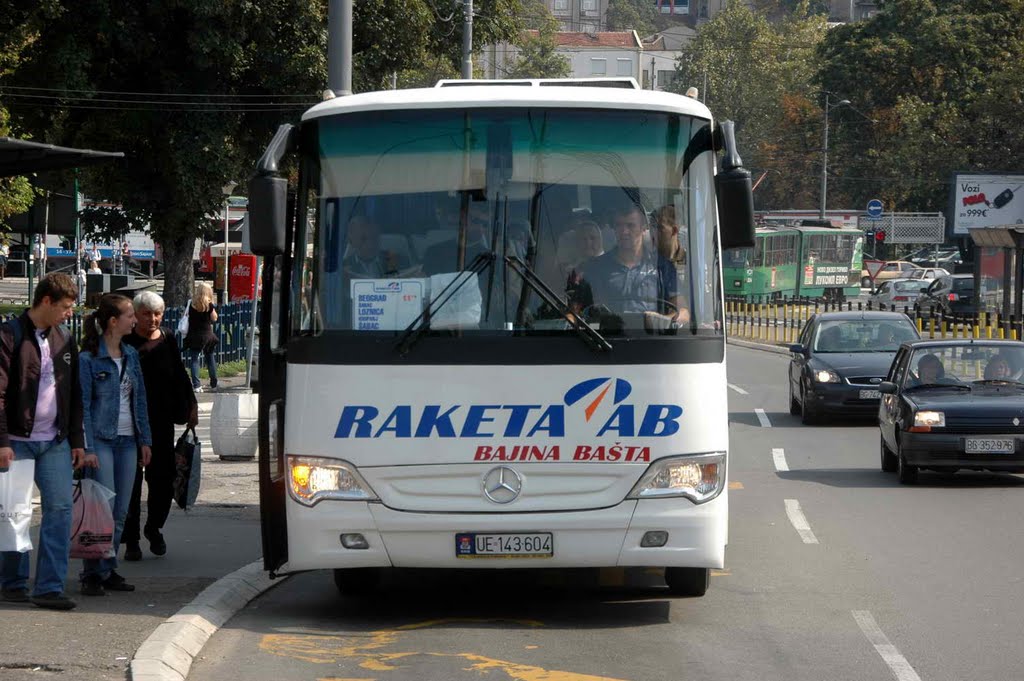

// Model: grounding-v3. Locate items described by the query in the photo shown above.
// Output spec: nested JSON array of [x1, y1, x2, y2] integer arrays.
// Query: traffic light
[[875, 230, 887, 243], [865, 230, 876, 240]]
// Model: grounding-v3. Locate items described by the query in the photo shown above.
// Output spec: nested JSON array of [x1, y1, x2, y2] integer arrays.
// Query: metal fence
[[0, 300, 257, 366], [726, 296, 1023, 346]]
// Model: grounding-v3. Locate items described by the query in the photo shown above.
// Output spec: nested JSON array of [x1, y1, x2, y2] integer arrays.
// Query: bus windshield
[[299, 107, 721, 338]]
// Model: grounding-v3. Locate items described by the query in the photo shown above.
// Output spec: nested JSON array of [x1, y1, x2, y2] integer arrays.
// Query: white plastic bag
[[177, 310, 189, 337], [69, 478, 116, 559], [0, 460, 35, 552]]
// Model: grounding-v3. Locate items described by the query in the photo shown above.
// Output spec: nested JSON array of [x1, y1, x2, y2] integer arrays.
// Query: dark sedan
[[789, 311, 921, 424], [879, 340, 1024, 484]]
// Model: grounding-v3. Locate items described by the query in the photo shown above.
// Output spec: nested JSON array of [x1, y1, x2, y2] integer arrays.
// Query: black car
[[915, 273, 975, 318], [788, 311, 921, 424], [879, 340, 1024, 484]]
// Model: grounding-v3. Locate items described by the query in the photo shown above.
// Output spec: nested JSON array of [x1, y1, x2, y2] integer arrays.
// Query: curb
[[130, 560, 285, 681], [727, 337, 792, 356]]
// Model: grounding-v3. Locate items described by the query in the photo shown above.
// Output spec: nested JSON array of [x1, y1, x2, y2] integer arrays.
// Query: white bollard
[[210, 390, 259, 461]]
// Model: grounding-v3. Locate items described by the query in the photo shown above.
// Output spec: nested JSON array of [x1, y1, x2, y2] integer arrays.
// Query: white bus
[[248, 78, 754, 597]]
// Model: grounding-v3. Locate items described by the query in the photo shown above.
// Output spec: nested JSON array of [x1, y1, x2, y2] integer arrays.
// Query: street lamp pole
[[819, 93, 849, 220], [222, 181, 237, 304]]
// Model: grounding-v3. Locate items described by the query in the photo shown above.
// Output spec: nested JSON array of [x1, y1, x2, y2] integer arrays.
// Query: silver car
[[869, 278, 928, 309]]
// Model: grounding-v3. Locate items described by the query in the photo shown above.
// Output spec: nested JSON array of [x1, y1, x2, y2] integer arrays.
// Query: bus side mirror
[[248, 175, 288, 256], [715, 121, 755, 250]]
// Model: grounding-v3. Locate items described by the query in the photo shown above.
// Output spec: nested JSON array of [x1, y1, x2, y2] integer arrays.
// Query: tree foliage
[[606, 0, 660, 37], [670, 0, 827, 209], [0, 0, 41, 230], [508, 5, 572, 79], [817, 0, 1024, 212]]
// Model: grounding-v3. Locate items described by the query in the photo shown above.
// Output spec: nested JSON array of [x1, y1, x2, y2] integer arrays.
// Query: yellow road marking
[[711, 569, 730, 577], [728, 481, 744, 490], [525, 645, 540, 650], [261, 618, 629, 681]]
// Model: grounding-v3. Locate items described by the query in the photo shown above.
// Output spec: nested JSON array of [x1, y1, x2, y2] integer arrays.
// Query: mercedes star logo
[[482, 466, 523, 504]]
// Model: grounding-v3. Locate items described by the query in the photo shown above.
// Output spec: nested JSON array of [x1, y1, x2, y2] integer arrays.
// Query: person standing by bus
[[78, 294, 152, 596], [0, 274, 88, 610], [184, 282, 219, 392], [122, 292, 197, 561]]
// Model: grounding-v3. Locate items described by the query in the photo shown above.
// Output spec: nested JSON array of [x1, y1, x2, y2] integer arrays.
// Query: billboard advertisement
[[951, 173, 1024, 235]]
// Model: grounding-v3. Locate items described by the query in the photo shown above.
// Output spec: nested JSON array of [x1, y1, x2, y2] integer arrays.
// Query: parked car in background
[[862, 260, 922, 288], [909, 247, 959, 266], [915, 273, 976, 317], [788, 311, 921, 424], [905, 267, 949, 282], [869, 278, 928, 309], [879, 340, 1024, 484]]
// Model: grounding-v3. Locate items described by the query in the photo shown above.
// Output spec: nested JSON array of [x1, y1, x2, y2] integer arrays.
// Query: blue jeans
[[81, 436, 138, 580], [1, 439, 73, 596], [189, 348, 218, 389]]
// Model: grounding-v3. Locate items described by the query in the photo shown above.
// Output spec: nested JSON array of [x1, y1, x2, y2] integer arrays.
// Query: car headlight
[[626, 453, 725, 504], [287, 456, 379, 506], [814, 369, 840, 383], [913, 411, 945, 428]]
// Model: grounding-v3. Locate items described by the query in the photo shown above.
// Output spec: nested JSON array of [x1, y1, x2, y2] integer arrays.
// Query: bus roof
[[302, 81, 713, 122]]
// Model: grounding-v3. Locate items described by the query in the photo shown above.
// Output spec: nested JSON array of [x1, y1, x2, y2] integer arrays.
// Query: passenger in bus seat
[[342, 216, 410, 278], [423, 202, 492, 275], [570, 203, 690, 325]]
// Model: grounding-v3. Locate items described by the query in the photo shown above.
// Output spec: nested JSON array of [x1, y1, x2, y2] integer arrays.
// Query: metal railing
[[725, 296, 1020, 346], [0, 300, 257, 366]]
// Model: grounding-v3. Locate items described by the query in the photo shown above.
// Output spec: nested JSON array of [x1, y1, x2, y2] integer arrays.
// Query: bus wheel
[[333, 568, 381, 596], [665, 567, 709, 597]]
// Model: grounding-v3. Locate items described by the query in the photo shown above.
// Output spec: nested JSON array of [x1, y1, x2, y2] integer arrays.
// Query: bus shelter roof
[[0, 137, 124, 177]]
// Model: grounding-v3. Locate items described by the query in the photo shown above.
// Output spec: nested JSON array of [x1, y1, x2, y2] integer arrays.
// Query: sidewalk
[[0, 379, 262, 681]]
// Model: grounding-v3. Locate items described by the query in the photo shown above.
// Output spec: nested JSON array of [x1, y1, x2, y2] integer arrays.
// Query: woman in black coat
[[122, 291, 198, 560]]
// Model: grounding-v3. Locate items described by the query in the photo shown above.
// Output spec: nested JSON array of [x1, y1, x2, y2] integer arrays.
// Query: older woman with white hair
[[121, 290, 198, 561]]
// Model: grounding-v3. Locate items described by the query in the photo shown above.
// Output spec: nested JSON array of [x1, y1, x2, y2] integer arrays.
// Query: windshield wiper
[[395, 251, 495, 355], [504, 255, 611, 352], [904, 383, 971, 391]]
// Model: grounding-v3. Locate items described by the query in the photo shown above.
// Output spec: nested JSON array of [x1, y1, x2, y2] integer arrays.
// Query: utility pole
[[461, 0, 473, 79], [327, 0, 352, 96], [819, 92, 849, 220]]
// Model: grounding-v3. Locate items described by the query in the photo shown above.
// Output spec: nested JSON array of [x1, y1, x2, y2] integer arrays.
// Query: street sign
[[866, 199, 883, 219], [864, 259, 885, 280]]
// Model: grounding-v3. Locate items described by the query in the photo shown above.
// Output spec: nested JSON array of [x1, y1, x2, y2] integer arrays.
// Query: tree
[[0, 1, 40, 230], [670, 1, 827, 209], [817, 0, 1024, 212], [606, 0, 660, 36], [508, 6, 572, 79]]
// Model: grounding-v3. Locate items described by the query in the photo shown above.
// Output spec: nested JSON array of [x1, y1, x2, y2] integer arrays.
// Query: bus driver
[[571, 202, 690, 327]]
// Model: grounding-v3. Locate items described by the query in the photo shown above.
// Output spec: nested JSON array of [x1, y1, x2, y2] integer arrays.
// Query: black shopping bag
[[172, 427, 202, 510]]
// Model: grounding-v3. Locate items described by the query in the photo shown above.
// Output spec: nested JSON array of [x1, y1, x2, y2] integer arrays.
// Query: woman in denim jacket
[[78, 293, 153, 596]]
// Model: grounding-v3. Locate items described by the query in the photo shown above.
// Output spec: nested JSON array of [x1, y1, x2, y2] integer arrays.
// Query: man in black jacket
[[0, 274, 89, 610]]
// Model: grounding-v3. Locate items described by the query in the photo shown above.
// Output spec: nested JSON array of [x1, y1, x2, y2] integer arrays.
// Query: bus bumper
[[284, 493, 726, 571]]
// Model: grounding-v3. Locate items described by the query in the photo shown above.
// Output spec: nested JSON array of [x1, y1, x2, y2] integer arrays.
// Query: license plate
[[859, 389, 881, 400], [455, 533, 553, 558], [965, 438, 1015, 454]]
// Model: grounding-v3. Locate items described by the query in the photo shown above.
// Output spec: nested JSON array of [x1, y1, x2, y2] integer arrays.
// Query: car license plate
[[859, 389, 881, 400], [965, 438, 1015, 454], [455, 532, 553, 558]]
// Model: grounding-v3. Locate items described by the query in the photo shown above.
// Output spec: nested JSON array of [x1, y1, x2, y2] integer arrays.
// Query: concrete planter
[[210, 390, 259, 461]]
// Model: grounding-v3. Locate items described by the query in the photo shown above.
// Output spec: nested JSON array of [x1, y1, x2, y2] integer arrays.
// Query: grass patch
[[199, 359, 247, 380]]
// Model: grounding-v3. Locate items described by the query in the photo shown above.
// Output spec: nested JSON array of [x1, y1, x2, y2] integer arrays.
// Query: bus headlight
[[626, 453, 726, 504], [287, 456, 379, 506]]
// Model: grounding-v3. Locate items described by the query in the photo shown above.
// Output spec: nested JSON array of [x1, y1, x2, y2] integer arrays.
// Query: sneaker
[[194, 386, 204, 393], [1, 587, 29, 603], [144, 527, 167, 556], [30, 592, 76, 610], [101, 571, 135, 592], [80, 574, 105, 597], [123, 542, 142, 562]]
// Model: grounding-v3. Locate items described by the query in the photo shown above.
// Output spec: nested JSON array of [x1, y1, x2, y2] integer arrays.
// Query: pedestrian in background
[[122, 292, 197, 561], [78, 294, 152, 596], [184, 282, 219, 393], [0, 274, 88, 610], [0, 239, 10, 280]]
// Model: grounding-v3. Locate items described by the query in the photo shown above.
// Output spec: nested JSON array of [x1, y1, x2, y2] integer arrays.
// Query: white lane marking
[[852, 610, 923, 681], [784, 499, 819, 544], [727, 383, 749, 395], [772, 447, 789, 472], [755, 408, 772, 428]]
